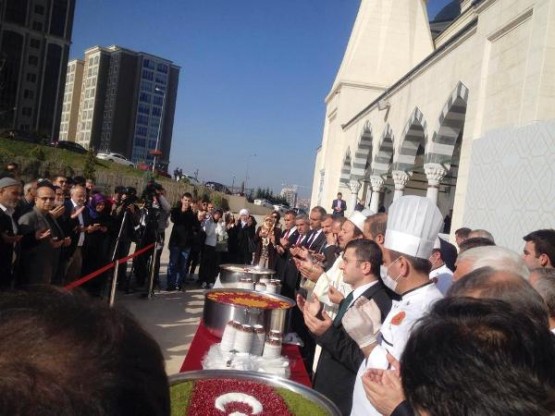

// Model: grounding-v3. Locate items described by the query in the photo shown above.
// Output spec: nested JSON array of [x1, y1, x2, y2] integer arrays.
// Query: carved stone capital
[[424, 163, 447, 187], [348, 180, 361, 193], [391, 170, 411, 190], [370, 175, 385, 192]]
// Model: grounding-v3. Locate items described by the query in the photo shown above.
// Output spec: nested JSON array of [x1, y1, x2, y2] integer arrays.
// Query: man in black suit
[[18, 184, 68, 286], [332, 192, 347, 218], [304, 206, 327, 253], [300, 239, 392, 415], [0, 177, 23, 289], [59, 185, 90, 284], [275, 210, 299, 280]]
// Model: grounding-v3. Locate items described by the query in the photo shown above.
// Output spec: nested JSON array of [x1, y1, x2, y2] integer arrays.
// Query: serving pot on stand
[[218, 264, 276, 288], [203, 289, 295, 338]]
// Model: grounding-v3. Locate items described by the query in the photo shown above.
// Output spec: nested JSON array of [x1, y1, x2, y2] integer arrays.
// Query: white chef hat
[[384, 196, 443, 259], [348, 209, 374, 233]]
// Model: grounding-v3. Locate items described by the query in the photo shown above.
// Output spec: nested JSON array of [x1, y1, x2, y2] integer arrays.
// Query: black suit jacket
[[304, 229, 326, 253], [312, 281, 392, 416], [331, 199, 347, 217], [59, 201, 90, 258], [0, 209, 17, 287]]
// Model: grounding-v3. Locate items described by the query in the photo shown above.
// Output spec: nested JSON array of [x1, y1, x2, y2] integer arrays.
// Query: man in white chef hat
[[346, 195, 444, 416]]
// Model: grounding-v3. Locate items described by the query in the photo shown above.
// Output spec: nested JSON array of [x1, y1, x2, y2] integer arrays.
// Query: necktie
[[333, 291, 354, 327]]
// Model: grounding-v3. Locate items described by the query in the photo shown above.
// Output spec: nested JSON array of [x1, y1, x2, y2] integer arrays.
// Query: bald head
[[448, 267, 549, 329], [454, 246, 529, 281]]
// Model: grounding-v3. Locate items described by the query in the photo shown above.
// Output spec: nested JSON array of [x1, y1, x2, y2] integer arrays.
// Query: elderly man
[[453, 245, 529, 281], [14, 181, 37, 221], [18, 184, 69, 286], [0, 177, 22, 289], [60, 185, 89, 283], [234, 208, 255, 265], [401, 297, 555, 415]]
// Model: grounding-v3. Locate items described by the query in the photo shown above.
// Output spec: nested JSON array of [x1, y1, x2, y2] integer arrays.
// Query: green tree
[[83, 148, 96, 180]]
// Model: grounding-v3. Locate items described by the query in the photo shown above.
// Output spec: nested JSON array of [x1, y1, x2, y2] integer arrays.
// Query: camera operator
[[133, 182, 170, 290], [110, 186, 140, 292]]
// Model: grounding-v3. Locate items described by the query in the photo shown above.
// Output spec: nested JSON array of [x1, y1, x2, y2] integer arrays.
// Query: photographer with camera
[[110, 186, 140, 292], [133, 182, 170, 291]]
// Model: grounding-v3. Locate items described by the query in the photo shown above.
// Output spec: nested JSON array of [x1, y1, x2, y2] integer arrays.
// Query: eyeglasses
[[37, 197, 55, 201]]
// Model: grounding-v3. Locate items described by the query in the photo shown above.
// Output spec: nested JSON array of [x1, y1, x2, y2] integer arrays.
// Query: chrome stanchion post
[[147, 244, 159, 299], [109, 261, 120, 307]]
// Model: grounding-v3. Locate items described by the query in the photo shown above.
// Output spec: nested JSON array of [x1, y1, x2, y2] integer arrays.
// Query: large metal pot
[[170, 370, 341, 415], [219, 264, 275, 288], [203, 289, 295, 338]]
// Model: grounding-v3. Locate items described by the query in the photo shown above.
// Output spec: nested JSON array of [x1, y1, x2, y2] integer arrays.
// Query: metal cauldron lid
[[170, 369, 341, 415], [205, 288, 295, 310], [219, 263, 276, 275]]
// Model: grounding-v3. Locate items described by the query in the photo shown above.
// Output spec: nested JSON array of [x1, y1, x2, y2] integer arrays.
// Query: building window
[[23, 89, 34, 99], [137, 114, 149, 125], [22, 107, 33, 116], [139, 92, 151, 103], [157, 63, 168, 73], [152, 107, 162, 117], [30, 38, 40, 49], [34, 5, 45, 15], [28, 55, 39, 66], [32, 21, 43, 31], [153, 96, 163, 106], [142, 69, 154, 81], [26, 73, 37, 83]]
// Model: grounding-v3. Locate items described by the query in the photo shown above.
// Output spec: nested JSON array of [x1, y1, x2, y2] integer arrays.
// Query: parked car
[[273, 204, 290, 215], [49, 140, 87, 154], [254, 199, 274, 209], [204, 181, 231, 194], [96, 152, 134, 167]]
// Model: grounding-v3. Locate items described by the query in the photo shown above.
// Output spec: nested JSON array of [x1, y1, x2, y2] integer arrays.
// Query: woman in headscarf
[[233, 209, 256, 265], [253, 214, 280, 269], [82, 193, 113, 297]]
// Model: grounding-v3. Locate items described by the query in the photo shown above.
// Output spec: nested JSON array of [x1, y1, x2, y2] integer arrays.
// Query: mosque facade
[[311, 0, 555, 250]]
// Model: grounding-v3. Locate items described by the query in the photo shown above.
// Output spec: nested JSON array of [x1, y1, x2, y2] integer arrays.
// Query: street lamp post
[[244, 153, 256, 195], [152, 87, 166, 173]]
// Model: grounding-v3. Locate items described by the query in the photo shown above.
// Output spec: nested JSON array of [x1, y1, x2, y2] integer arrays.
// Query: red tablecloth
[[180, 321, 312, 388]]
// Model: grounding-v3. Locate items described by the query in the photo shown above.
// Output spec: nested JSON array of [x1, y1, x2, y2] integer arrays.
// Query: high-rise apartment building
[[60, 45, 179, 170], [0, 0, 76, 137]]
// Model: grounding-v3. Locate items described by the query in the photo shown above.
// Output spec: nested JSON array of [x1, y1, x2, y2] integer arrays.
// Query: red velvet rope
[[64, 243, 155, 289]]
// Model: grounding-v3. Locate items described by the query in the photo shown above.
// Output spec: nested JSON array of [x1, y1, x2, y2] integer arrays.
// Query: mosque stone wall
[[463, 120, 555, 252]]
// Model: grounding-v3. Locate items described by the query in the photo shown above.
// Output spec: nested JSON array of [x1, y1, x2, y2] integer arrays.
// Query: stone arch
[[372, 124, 394, 175], [394, 107, 427, 172], [339, 147, 352, 185], [351, 121, 373, 179], [427, 82, 469, 168]]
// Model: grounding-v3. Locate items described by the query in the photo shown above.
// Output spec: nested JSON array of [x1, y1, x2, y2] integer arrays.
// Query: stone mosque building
[[311, 0, 555, 250]]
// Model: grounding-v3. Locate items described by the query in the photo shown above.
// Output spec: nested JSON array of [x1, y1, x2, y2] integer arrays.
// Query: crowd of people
[[0, 162, 176, 296], [247, 193, 555, 415], [2, 159, 555, 415]]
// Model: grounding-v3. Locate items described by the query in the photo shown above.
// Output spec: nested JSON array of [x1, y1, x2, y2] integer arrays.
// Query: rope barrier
[[64, 243, 156, 290]]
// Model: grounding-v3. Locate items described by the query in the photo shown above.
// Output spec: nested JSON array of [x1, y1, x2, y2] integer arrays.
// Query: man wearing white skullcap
[[348, 196, 444, 416]]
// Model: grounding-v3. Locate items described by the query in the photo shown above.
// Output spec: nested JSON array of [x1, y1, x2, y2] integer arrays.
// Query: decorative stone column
[[348, 179, 361, 216], [369, 175, 385, 213], [424, 163, 447, 205], [391, 170, 411, 201]]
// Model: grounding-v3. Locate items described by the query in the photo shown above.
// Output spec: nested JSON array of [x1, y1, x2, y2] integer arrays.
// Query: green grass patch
[[170, 381, 194, 416], [276, 387, 329, 415]]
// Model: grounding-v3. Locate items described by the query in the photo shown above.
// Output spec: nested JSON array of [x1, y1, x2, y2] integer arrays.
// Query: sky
[[70, 0, 451, 198]]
